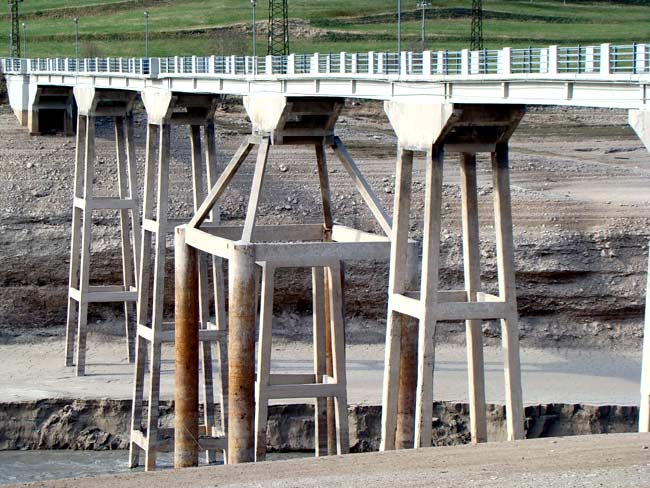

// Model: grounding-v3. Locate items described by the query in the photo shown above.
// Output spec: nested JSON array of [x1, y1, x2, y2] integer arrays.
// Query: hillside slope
[[4, 0, 650, 58]]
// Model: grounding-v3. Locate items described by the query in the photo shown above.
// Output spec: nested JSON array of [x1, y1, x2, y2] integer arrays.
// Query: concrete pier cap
[[141, 88, 175, 125], [384, 100, 456, 152], [243, 95, 288, 134], [628, 109, 650, 152]]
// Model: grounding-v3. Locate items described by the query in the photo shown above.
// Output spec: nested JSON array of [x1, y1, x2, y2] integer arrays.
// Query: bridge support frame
[[628, 109, 650, 432], [180, 95, 399, 464], [381, 101, 526, 449], [65, 87, 141, 376], [128, 90, 228, 471]]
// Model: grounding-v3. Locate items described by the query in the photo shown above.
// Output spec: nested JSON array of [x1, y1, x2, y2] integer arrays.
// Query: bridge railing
[[2, 42, 650, 78]]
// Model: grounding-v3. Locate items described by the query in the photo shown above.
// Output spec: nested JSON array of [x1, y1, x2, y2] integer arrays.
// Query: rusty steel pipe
[[174, 226, 200, 468], [395, 249, 420, 449], [227, 244, 257, 464]]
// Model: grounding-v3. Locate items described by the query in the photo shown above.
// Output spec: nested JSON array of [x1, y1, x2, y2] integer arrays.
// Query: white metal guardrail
[[2, 42, 649, 78]]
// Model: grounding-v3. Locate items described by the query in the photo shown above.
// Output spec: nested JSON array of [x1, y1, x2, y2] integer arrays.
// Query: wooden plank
[[189, 138, 255, 228], [477, 292, 501, 302], [390, 293, 422, 320], [74, 114, 96, 377], [414, 144, 444, 449], [331, 137, 392, 236], [492, 143, 524, 441], [381, 147, 413, 452], [129, 122, 158, 470], [205, 223, 324, 242], [64, 113, 86, 368], [242, 137, 270, 243], [185, 227, 234, 259], [269, 373, 318, 385], [266, 383, 345, 399], [460, 152, 487, 444], [640, 246, 650, 432], [312, 267, 328, 457], [255, 264, 275, 461], [326, 263, 350, 454], [331, 224, 389, 243], [315, 141, 333, 230], [254, 241, 391, 263]]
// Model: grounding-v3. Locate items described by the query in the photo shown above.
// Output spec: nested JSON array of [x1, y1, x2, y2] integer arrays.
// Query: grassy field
[[3, 0, 650, 58]]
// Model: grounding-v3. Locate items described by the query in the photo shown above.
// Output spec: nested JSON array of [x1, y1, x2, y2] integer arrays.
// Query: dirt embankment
[[0, 103, 648, 349], [0, 399, 638, 452]]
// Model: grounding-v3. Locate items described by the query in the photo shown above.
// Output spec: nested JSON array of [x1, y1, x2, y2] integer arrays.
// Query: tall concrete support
[[628, 109, 650, 432], [5, 75, 74, 135], [174, 226, 200, 468], [129, 90, 228, 471], [381, 101, 525, 449], [65, 87, 141, 377], [183, 95, 397, 465]]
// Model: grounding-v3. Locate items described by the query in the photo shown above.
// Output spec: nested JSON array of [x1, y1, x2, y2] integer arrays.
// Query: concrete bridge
[[2, 41, 650, 470]]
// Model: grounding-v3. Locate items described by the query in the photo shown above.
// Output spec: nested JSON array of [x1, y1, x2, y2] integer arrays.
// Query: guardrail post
[[470, 50, 479, 74], [351, 53, 358, 74], [422, 50, 432, 75], [287, 54, 295, 75], [600, 43, 611, 74], [400, 52, 408, 76], [437, 50, 445, 74], [585, 46, 595, 73], [635, 43, 646, 74], [340, 52, 346, 74], [265, 55, 273, 74], [499, 47, 511, 75], [378, 52, 385, 74], [311, 53, 319, 74], [210, 55, 216, 74], [368, 51, 375, 74], [461, 49, 470, 76], [231, 55, 237, 75], [149, 58, 159, 77], [548, 45, 558, 75]]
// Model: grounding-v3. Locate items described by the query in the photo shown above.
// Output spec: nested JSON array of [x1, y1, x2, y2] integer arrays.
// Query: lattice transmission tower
[[8, 0, 23, 58], [470, 0, 483, 51], [267, 0, 289, 56]]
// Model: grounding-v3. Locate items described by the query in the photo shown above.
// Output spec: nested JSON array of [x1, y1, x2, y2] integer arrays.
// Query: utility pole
[[470, 0, 483, 51], [251, 0, 257, 57], [267, 0, 289, 56], [8, 0, 23, 58], [397, 0, 401, 55], [144, 11, 149, 57], [74, 18, 79, 62], [21, 21, 25, 58], [417, 1, 431, 51]]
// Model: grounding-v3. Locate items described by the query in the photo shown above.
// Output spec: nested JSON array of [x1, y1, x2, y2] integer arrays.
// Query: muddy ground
[[0, 101, 648, 349]]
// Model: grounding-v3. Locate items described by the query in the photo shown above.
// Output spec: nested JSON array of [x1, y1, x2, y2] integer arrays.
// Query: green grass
[[5, 0, 650, 58]]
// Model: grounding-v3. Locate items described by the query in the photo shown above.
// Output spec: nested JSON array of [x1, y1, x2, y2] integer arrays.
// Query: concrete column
[[461, 49, 470, 76], [548, 45, 558, 75], [600, 43, 611, 74], [174, 226, 200, 468], [227, 244, 258, 464], [422, 51, 432, 75], [585, 46, 595, 73]]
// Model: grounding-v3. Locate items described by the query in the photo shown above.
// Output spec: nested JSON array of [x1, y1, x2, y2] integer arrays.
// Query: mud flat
[[6, 433, 650, 488]]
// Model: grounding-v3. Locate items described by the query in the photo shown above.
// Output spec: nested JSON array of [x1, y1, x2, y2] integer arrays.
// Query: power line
[[267, 0, 289, 56], [470, 0, 483, 51], [8, 0, 23, 57]]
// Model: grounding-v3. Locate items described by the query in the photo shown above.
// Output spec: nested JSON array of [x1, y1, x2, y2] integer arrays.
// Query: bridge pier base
[[181, 95, 398, 465], [627, 109, 650, 432], [65, 86, 141, 376], [381, 101, 526, 449], [129, 90, 228, 471]]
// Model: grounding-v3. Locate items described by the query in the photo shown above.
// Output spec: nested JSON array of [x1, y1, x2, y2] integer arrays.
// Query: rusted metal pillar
[[174, 226, 200, 468], [395, 251, 420, 449], [228, 244, 257, 464]]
